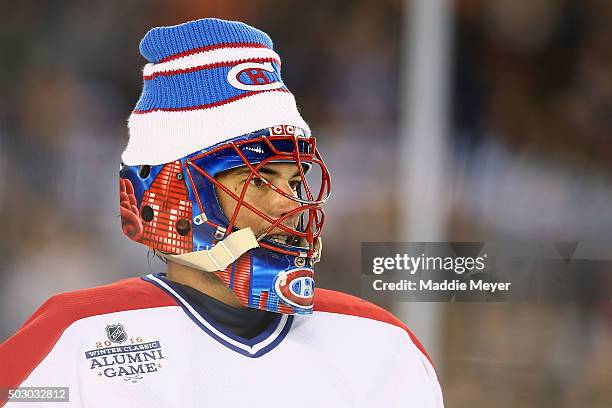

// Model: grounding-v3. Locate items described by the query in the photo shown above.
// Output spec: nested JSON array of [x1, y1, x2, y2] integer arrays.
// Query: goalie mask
[[120, 125, 330, 314]]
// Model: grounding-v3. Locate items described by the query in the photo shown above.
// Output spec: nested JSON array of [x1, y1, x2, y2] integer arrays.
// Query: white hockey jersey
[[0, 273, 443, 407]]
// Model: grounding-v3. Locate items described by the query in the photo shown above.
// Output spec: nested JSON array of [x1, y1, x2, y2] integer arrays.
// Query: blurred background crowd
[[1, 0, 611, 406]]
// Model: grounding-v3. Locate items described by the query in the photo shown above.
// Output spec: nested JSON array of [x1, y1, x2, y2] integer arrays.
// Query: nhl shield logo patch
[[85, 326, 166, 383], [106, 323, 128, 344]]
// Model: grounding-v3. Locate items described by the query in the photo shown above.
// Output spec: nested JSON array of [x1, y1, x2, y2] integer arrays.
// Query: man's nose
[[268, 182, 301, 220]]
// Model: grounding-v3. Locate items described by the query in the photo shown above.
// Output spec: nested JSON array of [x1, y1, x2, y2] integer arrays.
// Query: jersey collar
[[142, 273, 293, 358]]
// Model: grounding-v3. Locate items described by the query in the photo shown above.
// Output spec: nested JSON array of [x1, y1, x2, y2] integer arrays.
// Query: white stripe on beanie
[[123, 91, 310, 166], [142, 47, 282, 79]]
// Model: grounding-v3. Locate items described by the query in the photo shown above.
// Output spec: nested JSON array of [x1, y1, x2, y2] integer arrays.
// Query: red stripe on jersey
[[313, 288, 435, 368], [0, 278, 177, 403]]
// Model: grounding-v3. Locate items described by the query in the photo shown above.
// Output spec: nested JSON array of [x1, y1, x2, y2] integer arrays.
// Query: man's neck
[[166, 261, 245, 309]]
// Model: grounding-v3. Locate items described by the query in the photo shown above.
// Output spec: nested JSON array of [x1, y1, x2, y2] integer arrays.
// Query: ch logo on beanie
[[227, 62, 285, 91]]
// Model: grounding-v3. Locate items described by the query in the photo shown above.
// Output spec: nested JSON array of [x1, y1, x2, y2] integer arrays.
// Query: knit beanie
[[122, 18, 310, 165]]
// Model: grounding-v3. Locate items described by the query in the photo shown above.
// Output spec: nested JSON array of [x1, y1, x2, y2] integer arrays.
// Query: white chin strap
[[164, 228, 259, 272]]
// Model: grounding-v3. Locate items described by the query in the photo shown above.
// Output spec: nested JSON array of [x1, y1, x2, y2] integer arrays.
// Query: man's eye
[[249, 177, 265, 187]]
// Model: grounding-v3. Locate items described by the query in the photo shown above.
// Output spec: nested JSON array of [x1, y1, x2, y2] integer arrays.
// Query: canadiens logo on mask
[[275, 268, 315, 309]]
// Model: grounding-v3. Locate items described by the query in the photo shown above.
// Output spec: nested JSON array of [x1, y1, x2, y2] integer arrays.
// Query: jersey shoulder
[[18, 276, 177, 329], [313, 288, 433, 365], [0, 277, 176, 392]]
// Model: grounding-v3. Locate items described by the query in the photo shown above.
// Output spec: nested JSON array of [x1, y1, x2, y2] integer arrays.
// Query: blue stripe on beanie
[[139, 18, 274, 63], [134, 62, 286, 112]]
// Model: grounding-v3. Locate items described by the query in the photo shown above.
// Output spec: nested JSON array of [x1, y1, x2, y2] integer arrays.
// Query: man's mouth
[[268, 234, 291, 245], [262, 232, 310, 249]]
